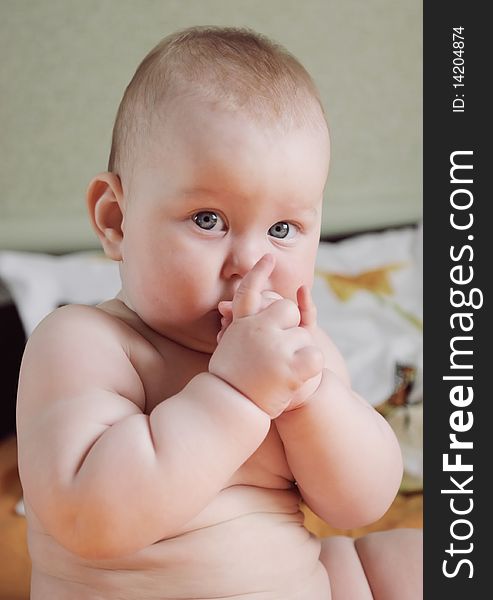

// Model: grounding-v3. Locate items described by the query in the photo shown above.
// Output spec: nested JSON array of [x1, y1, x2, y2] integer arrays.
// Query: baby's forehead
[[148, 92, 329, 154], [147, 103, 328, 171], [128, 106, 328, 212]]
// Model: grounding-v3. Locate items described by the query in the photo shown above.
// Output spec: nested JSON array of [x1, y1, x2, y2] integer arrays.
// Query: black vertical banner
[[424, 2, 490, 597]]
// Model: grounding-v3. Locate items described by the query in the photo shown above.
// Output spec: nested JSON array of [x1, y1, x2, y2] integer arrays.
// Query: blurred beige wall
[[0, 0, 421, 252]]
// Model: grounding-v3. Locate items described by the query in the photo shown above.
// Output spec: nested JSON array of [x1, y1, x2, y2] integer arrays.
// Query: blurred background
[[0, 2, 422, 598], [0, 0, 421, 251]]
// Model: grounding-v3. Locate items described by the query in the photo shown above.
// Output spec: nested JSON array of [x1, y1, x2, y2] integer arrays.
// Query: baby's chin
[[154, 310, 222, 354], [116, 294, 222, 354]]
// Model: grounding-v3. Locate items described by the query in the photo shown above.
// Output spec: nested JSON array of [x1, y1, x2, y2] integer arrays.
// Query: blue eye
[[268, 222, 296, 239], [193, 211, 224, 231]]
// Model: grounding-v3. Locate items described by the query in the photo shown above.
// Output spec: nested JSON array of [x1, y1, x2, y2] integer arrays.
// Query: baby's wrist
[[206, 366, 254, 406], [197, 371, 271, 421], [283, 370, 323, 413]]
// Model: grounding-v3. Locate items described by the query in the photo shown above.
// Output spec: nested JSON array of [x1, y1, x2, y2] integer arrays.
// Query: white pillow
[[0, 251, 120, 336]]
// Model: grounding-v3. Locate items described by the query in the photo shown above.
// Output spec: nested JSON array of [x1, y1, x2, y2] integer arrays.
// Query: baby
[[17, 27, 422, 599]]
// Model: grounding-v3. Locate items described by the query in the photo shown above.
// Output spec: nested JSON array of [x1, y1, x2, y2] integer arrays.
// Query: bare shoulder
[[313, 325, 351, 387], [17, 303, 147, 421], [16, 304, 165, 545]]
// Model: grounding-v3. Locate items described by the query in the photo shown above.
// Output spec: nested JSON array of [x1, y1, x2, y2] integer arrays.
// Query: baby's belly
[[28, 486, 330, 600]]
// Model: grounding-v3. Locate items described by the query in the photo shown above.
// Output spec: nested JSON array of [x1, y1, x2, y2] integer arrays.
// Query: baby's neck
[[98, 295, 215, 358]]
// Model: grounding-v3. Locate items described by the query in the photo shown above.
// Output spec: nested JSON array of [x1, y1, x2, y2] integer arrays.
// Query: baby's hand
[[285, 285, 323, 411], [209, 255, 324, 418], [217, 290, 282, 343], [217, 272, 323, 412]]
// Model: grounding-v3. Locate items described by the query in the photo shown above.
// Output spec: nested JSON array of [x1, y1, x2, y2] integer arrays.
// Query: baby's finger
[[258, 290, 283, 314], [216, 312, 233, 343], [232, 254, 275, 319], [297, 285, 317, 329], [218, 300, 233, 319], [291, 345, 324, 383], [259, 298, 301, 330]]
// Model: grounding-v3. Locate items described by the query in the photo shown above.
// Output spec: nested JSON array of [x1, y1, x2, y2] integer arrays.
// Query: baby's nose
[[221, 240, 266, 281]]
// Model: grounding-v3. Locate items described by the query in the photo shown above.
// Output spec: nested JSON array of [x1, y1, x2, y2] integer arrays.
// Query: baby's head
[[108, 26, 328, 184], [88, 26, 330, 352]]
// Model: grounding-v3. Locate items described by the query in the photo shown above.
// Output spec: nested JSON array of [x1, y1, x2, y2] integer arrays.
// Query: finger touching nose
[[231, 254, 276, 319], [221, 240, 269, 281]]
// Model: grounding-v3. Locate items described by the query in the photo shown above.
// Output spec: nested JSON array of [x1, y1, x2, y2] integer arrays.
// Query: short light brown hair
[[108, 26, 327, 177]]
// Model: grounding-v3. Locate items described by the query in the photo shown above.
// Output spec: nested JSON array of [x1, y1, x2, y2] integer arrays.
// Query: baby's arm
[[17, 258, 320, 560], [275, 287, 403, 528], [17, 305, 271, 560], [221, 283, 402, 528]]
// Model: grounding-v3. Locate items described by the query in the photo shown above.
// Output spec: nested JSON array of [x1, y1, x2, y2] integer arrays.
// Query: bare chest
[[129, 332, 295, 489]]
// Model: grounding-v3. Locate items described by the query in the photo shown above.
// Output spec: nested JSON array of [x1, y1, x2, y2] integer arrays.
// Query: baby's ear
[[86, 172, 124, 261]]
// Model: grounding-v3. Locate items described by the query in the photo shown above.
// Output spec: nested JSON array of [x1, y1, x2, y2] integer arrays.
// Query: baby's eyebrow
[[280, 203, 320, 218], [178, 186, 221, 199], [293, 206, 319, 215]]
